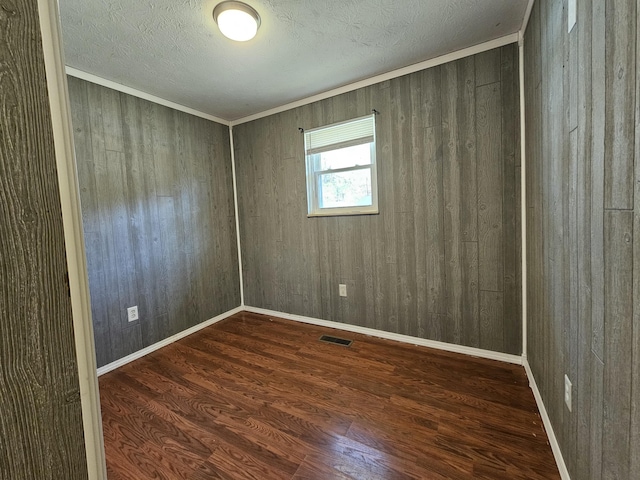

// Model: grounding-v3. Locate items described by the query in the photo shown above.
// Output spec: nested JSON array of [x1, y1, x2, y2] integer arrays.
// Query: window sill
[[307, 208, 379, 218]]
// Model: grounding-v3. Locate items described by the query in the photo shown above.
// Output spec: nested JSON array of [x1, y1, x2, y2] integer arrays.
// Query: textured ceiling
[[59, 0, 528, 121]]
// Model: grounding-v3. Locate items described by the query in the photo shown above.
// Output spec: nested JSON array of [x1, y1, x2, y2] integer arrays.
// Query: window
[[304, 114, 378, 217]]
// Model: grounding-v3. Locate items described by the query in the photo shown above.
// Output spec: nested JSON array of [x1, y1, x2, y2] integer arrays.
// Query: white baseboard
[[243, 306, 523, 365], [523, 358, 571, 480], [96, 306, 243, 376]]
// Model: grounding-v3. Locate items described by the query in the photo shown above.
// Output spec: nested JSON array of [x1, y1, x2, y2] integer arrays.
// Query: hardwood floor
[[99, 312, 560, 479]]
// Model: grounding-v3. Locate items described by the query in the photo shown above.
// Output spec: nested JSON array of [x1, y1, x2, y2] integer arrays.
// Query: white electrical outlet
[[564, 374, 572, 411], [339, 284, 347, 297], [127, 306, 139, 322]]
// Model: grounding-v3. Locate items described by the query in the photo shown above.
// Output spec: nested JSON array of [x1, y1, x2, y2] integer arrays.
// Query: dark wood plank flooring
[[99, 312, 560, 479]]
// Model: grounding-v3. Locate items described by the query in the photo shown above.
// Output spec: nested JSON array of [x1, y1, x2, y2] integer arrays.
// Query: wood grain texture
[[68, 78, 240, 368], [632, 0, 640, 473], [235, 46, 521, 354], [575, 0, 594, 477], [524, 0, 640, 478], [0, 1, 88, 478], [99, 311, 560, 480], [476, 81, 504, 293], [602, 211, 633, 479], [500, 44, 521, 355], [604, 0, 636, 209]]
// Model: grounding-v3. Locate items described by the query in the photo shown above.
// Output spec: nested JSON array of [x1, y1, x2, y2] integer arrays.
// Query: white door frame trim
[[37, 0, 106, 477]]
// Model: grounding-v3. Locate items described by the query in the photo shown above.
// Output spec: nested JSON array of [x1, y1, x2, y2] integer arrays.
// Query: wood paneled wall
[[0, 1, 88, 478], [234, 45, 521, 354], [525, 0, 639, 478], [68, 78, 240, 368]]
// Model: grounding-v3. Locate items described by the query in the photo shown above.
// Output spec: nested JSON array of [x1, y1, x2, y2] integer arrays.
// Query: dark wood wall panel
[[235, 45, 521, 354], [524, 0, 639, 478], [68, 77, 240, 368], [0, 1, 88, 478]]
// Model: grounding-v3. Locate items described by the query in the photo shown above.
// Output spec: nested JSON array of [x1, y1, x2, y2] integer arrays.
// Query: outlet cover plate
[[127, 306, 139, 322], [339, 284, 347, 297], [564, 374, 572, 411]]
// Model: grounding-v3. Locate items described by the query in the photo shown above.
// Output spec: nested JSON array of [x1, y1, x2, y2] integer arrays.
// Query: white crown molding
[[65, 66, 230, 126], [230, 33, 519, 126], [520, 0, 535, 39], [244, 306, 523, 365], [96, 306, 243, 376], [523, 359, 571, 479], [66, 33, 519, 127]]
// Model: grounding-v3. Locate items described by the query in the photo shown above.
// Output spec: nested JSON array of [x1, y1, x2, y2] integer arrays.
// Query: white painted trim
[[65, 66, 230, 126], [228, 126, 245, 306], [244, 306, 523, 365], [521, 0, 535, 37], [519, 40, 528, 357], [230, 33, 519, 126], [523, 359, 571, 480], [97, 306, 243, 376], [37, 2, 106, 478], [66, 33, 519, 127]]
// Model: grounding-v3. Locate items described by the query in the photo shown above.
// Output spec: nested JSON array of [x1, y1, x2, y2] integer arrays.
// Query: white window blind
[[303, 114, 378, 217], [305, 115, 375, 155]]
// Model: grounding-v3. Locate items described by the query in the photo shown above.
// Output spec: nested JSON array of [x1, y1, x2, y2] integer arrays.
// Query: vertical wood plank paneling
[[83, 231, 112, 367], [561, 2, 575, 462], [538, 0, 552, 403], [68, 79, 113, 367], [377, 80, 400, 334], [563, 125, 579, 473], [575, 0, 594, 476], [591, 4, 607, 471], [120, 93, 163, 345], [479, 291, 504, 352], [524, 0, 543, 392], [392, 75, 416, 336], [548, 0, 565, 428], [476, 82, 504, 294], [515, 163, 521, 336], [604, 0, 636, 210], [591, 0, 607, 363], [500, 44, 520, 354], [69, 79, 240, 368], [441, 61, 463, 344], [592, 0, 607, 476], [421, 69, 446, 321], [475, 49, 502, 87], [525, 0, 639, 478], [590, 354, 605, 479], [423, 125, 446, 320], [92, 137, 126, 359], [235, 46, 520, 354], [411, 78, 429, 338], [458, 57, 478, 243], [602, 211, 633, 479], [631, 0, 640, 471], [461, 241, 480, 346], [106, 150, 143, 357], [0, 1, 88, 478]]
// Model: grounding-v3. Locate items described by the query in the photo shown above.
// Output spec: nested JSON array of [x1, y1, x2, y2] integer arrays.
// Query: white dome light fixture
[[213, 1, 261, 42]]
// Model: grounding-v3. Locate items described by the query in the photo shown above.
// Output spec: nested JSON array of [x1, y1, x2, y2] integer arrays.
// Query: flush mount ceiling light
[[213, 1, 261, 42]]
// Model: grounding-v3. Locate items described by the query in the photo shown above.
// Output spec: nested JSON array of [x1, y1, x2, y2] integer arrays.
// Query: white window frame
[[304, 114, 378, 217]]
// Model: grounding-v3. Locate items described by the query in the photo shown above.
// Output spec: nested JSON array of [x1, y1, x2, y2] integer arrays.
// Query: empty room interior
[[2, 0, 639, 479]]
